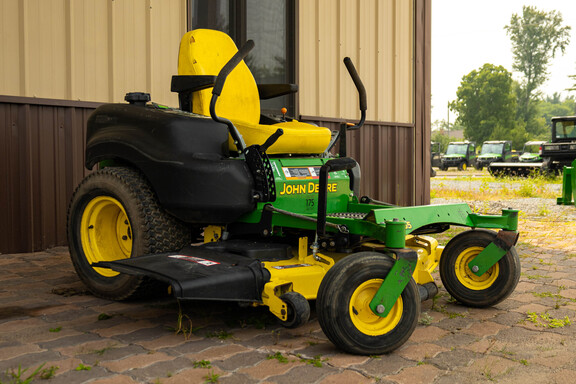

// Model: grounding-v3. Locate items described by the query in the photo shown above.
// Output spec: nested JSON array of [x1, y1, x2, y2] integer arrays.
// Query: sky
[[431, 0, 576, 125]]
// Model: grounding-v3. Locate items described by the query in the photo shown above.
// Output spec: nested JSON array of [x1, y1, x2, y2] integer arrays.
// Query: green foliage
[[539, 95, 576, 131], [193, 360, 212, 369], [431, 131, 451, 153], [267, 352, 289, 363], [75, 364, 91, 371], [451, 64, 519, 145], [203, 370, 220, 383], [505, 6, 571, 135]]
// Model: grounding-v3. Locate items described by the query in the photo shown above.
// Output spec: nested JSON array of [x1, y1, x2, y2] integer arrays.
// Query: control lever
[[260, 129, 284, 153]]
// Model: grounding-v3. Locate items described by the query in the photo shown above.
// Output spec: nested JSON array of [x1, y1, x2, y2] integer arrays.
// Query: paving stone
[[89, 374, 141, 384], [213, 350, 270, 372], [386, 363, 444, 384], [128, 356, 194, 382], [427, 348, 481, 370], [318, 369, 374, 384], [0, 350, 64, 373], [0, 343, 43, 361], [185, 343, 250, 362], [396, 342, 449, 362], [100, 351, 174, 373], [218, 372, 260, 384], [353, 354, 413, 377], [266, 363, 336, 384], [237, 357, 304, 380], [38, 332, 104, 350], [93, 319, 159, 338], [162, 366, 226, 384], [76, 344, 149, 365], [409, 325, 450, 343]]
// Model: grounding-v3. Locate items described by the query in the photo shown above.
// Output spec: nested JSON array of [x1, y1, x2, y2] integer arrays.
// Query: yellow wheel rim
[[462, 163, 467, 171], [349, 278, 403, 336], [454, 246, 499, 290], [80, 196, 132, 277]]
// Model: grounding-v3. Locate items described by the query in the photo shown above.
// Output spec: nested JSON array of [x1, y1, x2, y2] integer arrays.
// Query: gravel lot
[[431, 170, 576, 222]]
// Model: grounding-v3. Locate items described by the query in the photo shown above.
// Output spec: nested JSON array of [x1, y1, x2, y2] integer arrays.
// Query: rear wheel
[[439, 164, 448, 171], [316, 252, 419, 355], [439, 230, 520, 307], [67, 167, 191, 300]]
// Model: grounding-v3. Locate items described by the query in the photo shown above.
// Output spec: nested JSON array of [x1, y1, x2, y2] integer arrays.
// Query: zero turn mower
[[67, 29, 521, 355]]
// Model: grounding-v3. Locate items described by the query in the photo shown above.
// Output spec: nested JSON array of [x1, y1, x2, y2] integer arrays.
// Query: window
[[189, 0, 296, 115]]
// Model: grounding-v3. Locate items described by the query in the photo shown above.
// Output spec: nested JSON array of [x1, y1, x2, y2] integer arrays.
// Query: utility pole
[[447, 102, 450, 141]]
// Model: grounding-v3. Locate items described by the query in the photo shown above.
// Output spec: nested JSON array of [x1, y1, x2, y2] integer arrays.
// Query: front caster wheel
[[439, 230, 520, 308], [316, 252, 420, 355], [279, 292, 310, 328]]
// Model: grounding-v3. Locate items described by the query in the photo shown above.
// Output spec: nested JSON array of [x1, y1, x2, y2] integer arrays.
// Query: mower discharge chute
[[67, 29, 521, 355]]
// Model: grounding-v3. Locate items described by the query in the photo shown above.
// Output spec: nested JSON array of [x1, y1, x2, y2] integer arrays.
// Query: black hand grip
[[317, 158, 357, 236], [260, 128, 284, 153], [213, 40, 255, 96], [343, 57, 367, 112]]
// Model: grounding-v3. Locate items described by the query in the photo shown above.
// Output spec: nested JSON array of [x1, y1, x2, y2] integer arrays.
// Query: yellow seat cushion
[[178, 29, 331, 154]]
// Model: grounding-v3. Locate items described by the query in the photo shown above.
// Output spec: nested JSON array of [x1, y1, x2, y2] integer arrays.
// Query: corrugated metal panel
[[301, 118, 414, 206], [0, 0, 186, 107], [298, 0, 414, 124], [0, 97, 98, 253]]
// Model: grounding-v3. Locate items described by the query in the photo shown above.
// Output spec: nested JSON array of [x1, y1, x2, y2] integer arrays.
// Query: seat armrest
[[257, 84, 298, 100], [171, 75, 217, 93], [171, 75, 217, 112]]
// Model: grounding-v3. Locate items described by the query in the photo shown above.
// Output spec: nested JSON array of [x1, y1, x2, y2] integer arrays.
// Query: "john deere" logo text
[[279, 182, 338, 195]]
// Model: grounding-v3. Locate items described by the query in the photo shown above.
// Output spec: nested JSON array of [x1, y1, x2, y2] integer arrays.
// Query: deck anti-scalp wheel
[[439, 229, 520, 307], [279, 291, 310, 328], [316, 252, 420, 355], [67, 167, 191, 300]]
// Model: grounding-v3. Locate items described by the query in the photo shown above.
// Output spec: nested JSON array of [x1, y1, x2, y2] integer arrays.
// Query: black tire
[[458, 161, 467, 171], [67, 167, 191, 300], [439, 230, 520, 308], [279, 292, 310, 328], [475, 164, 483, 171], [316, 252, 420, 355], [439, 164, 448, 171]]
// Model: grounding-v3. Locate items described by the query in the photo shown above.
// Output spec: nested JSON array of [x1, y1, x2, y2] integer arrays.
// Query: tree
[[450, 64, 520, 146], [505, 6, 571, 135]]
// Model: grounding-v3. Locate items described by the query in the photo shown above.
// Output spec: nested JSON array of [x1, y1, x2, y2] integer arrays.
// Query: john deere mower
[[67, 29, 521, 355]]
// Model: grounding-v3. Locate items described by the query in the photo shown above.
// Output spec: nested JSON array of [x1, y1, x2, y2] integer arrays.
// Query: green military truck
[[439, 141, 476, 171]]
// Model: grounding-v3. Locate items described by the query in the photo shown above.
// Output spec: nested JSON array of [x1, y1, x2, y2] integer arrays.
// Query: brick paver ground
[[2, 214, 576, 383]]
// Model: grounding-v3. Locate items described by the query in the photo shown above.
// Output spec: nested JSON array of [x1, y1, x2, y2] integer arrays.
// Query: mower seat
[[176, 29, 331, 155]]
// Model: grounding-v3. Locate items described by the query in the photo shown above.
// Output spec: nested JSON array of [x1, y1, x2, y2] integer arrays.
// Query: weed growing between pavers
[[267, 351, 289, 363], [524, 311, 571, 328], [193, 360, 212, 368], [203, 370, 220, 383], [1, 363, 59, 384]]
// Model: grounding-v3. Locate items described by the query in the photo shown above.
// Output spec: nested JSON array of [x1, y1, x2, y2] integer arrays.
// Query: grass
[[431, 173, 560, 201], [1, 364, 60, 383]]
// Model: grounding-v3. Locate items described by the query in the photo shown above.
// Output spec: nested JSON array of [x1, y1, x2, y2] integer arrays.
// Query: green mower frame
[[67, 31, 521, 355]]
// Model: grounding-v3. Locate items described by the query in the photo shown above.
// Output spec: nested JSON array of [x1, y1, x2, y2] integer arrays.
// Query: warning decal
[[168, 255, 220, 266]]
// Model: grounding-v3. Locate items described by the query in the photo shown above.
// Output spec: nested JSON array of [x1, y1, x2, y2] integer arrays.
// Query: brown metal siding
[[0, 97, 97, 253]]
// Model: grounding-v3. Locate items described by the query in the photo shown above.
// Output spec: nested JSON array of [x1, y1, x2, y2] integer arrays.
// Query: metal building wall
[[0, 97, 98, 253], [0, 0, 187, 106], [0, 0, 186, 253], [298, 0, 431, 206]]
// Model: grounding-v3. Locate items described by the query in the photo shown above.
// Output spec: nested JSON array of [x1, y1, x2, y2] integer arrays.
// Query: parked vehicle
[[439, 141, 476, 171], [488, 117, 576, 177], [476, 141, 517, 171]]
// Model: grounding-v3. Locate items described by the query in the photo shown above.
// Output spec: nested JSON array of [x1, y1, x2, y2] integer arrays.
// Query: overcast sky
[[431, 0, 576, 124]]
